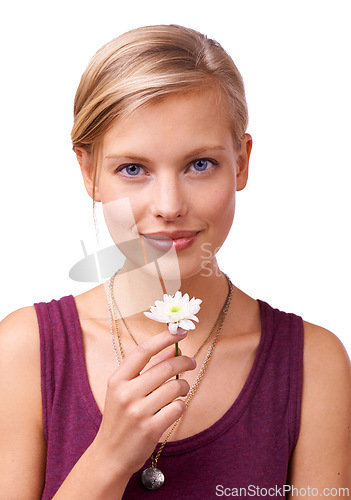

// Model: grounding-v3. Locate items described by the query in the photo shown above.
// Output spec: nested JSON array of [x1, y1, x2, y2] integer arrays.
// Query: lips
[[141, 231, 200, 251]]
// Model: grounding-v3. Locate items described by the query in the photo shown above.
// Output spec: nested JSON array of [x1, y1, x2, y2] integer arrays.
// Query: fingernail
[[177, 327, 188, 337]]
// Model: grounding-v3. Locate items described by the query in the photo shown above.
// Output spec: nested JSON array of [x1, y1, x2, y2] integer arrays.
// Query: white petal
[[150, 307, 167, 318], [188, 299, 201, 314], [149, 306, 160, 314], [179, 319, 196, 330], [154, 300, 165, 308], [144, 311, 156, 319], [157, 303, 170, 315], [190, 298, 202, 307], [187, 314, 199, 322], [143, 312, 167, 324], [168, 322, 179, 334], [174, 291, 182, 301], [192, 296, 201, 302], [180, 293, 190, 306]]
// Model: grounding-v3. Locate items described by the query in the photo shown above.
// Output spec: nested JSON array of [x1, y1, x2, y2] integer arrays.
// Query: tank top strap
[[258, 299, 304, 452], [34, 295, 101, 442]]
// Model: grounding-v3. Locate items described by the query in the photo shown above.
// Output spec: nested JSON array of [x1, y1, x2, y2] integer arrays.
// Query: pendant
[[141, 466, 165, 490]]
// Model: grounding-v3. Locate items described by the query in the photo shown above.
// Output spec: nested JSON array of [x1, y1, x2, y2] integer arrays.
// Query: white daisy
[[144, 291, 202, 334]]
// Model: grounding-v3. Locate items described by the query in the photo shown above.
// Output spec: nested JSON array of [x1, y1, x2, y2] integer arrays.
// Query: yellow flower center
[[170, 305, 181, 313]]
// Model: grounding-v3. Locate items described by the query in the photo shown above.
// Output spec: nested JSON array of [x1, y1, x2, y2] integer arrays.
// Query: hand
[[94, 328, 196, 478]]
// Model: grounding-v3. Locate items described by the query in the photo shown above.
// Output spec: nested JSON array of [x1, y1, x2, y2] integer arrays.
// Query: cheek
[[199, 182, 235, 267], [98, 174, 144, 237], [206, 184, 236, 227], [102, 197, 139, 243], [102, 197, 151, 268]]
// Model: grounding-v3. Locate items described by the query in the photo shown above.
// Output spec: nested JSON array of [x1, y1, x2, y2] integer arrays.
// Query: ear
[[74, 146, 101, 202], [236, 133, 253, 192]]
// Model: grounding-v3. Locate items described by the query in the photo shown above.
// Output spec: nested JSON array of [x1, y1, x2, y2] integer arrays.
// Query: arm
[[53, 328, 195, 499], [288, 321, 351, 496], [0, 307, 46, 499], [0, 307, 195, 499]]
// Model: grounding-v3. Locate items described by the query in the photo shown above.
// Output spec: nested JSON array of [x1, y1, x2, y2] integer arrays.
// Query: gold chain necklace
[[109, 270, 225, 362], [106, 272, 233, 490]]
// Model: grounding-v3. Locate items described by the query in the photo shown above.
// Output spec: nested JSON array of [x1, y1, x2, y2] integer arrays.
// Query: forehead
[[100, 89, 234, 158]]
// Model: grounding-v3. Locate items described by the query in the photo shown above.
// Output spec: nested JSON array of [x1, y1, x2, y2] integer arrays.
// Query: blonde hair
[[71, 24, 249, 202]]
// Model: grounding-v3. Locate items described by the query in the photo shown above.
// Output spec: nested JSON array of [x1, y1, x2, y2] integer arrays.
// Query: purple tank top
[[34, 296, 303, 499]]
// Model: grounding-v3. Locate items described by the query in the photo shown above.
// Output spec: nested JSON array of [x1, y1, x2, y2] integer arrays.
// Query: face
[[80, 89, 251, 281]]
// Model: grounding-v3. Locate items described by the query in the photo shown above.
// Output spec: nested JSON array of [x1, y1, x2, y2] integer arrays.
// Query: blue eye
[[194, 160, 208, 171], [189, 158, 216, 172], [121, 164, 141, 176]]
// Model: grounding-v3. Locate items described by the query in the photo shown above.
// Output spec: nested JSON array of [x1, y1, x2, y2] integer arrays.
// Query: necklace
[[106, 275, 121, 365], [109, 270, 226, 362], [106, 271, 233, 490]]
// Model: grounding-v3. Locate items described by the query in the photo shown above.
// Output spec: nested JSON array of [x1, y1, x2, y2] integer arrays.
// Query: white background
[[1, 0, 350, 356]]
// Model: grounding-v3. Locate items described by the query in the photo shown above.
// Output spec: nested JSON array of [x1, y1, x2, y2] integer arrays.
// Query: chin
[[161, 258, 212, 283], [120, 241, 219, 290]]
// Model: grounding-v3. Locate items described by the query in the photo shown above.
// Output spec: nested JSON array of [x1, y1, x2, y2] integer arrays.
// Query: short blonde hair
[[71, 24, 249, 200]]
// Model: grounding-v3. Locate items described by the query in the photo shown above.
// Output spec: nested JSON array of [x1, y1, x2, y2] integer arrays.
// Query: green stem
[[175, 342, 179, 379]]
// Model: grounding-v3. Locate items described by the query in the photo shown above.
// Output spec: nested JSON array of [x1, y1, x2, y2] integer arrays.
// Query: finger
[[152, 399, 187, 433], [146, 378, 190, 415], [140, 347, 182, 375], [118, 328, 188, 380], [135, 355, 196, 398]]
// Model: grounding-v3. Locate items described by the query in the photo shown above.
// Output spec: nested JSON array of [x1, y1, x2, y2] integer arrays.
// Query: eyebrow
[[104, 146, 226, 162]]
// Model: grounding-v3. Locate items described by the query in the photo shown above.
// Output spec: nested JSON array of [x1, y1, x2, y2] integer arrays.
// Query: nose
[[150, 174, 187, 221]]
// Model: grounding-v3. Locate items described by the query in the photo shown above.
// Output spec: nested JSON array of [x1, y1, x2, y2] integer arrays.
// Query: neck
[[110, 257, 230, 335]]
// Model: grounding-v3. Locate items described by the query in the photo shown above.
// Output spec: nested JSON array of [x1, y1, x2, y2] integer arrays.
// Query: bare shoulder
[[301, 320, 351, 427], [0, 306, 46, 498], [0, 306, 41, 371], [1, 304, 39, 334], [0, 304, 43, 418], [288, 320, 351, 488], [302, 320, 351, 380]]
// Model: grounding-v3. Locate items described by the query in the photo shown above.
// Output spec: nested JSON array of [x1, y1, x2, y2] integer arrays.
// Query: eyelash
[[115, 158, 218, 178]]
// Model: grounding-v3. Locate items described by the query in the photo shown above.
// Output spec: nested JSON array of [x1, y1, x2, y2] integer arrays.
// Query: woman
[[0, 25, 350, 499]]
